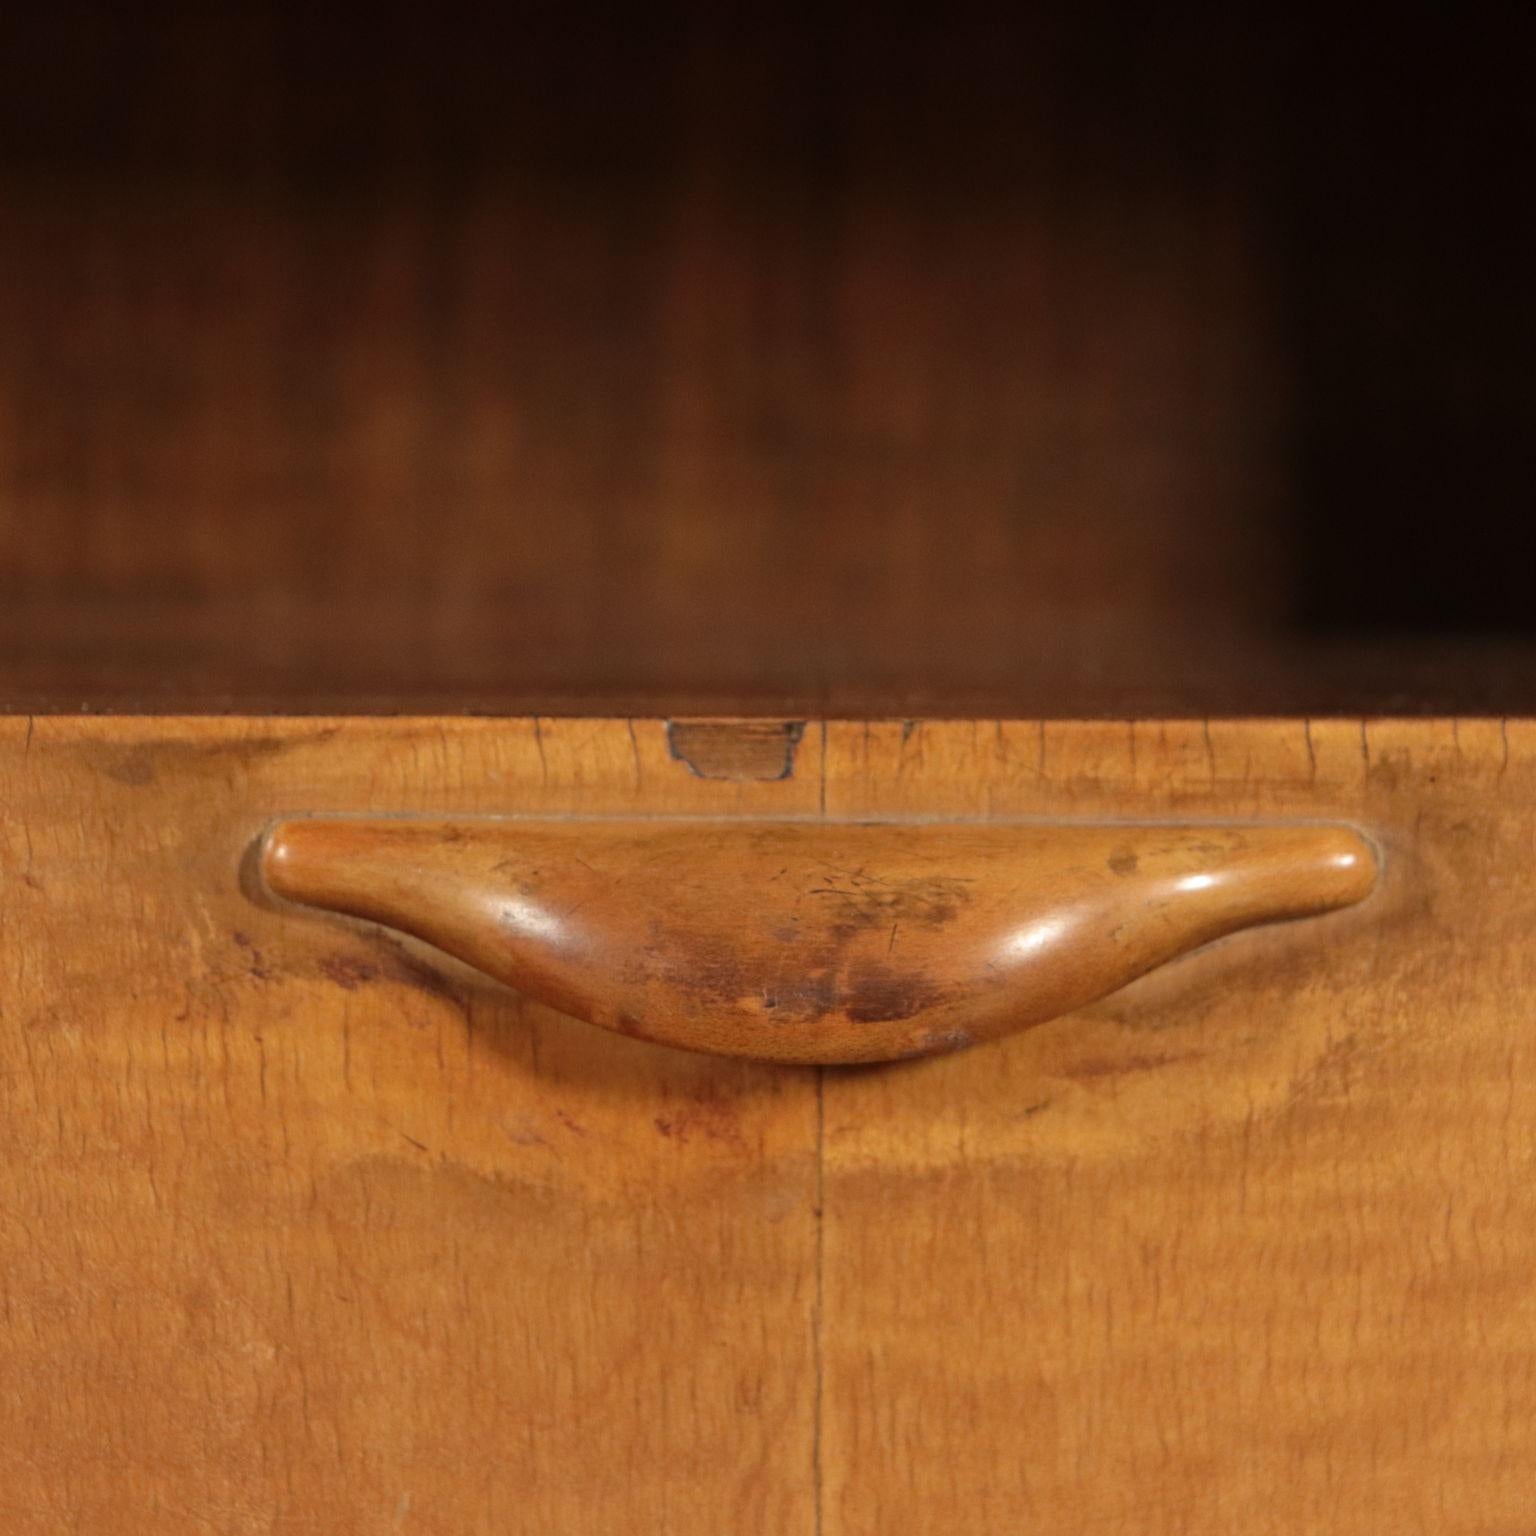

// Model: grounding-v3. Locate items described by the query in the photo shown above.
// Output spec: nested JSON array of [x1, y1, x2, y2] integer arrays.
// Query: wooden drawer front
[[3, 717, 1532, 1533]]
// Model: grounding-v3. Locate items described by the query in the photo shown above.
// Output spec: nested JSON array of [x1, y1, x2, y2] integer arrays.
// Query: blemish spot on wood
[[843, 962, 948, 1024], [666, 719, 805, 781], [82, 732, 332, 788], [319, 954, 380, 990], [232, 931, 276, 983], [918, 1027, 973, 1054]]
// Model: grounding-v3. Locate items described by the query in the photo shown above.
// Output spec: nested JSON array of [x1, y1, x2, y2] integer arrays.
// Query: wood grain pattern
[[3, 8, 1534, 719], [261, 816, 1375, 1064], [820, 719, 1536, 1536], [0, 717, 826, 1535], [0, 8, 1288, 718], [2, 715, 1534, 1532]]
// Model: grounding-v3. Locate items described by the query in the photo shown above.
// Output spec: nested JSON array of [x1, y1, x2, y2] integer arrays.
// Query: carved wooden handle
[[260, 819, 1376, 1064]]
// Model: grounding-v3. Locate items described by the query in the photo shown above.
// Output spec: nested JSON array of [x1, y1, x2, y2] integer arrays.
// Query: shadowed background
[[1, 3, 1532, 713]]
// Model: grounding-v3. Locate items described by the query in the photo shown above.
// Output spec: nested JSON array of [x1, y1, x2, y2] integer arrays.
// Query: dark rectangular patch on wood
[[666, 719, 805, 781]]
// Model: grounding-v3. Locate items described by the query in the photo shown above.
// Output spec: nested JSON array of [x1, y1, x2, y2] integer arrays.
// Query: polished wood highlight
[[261, 817, 1376, 1064], [3, 715, 1534, 1533]]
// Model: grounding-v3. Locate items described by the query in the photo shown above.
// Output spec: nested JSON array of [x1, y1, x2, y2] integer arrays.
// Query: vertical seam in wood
[[814, 717, 827, 1531], [818, 720, 828, 817], [815, 716, 827, 1533], [813, 1064, 825, 1536]]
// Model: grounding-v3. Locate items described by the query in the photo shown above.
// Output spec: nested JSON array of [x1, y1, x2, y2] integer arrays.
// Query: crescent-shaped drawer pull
[[259, 818, 1377, 1064]]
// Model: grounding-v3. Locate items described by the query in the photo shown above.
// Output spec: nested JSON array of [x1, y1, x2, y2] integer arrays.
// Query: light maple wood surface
[[2, 715, 1533, 1533]]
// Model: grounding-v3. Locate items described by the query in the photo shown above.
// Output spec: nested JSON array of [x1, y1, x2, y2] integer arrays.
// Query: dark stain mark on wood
[[804, 870, 974, 932], [231, 931, 276, 983], [89, 746, 159, 786], [319, 954, 380, 990], [666, 719, 805, 781], [375, 941, 462, 1005], [1068, 1049, 1204, 1079], [81, 730, 339, 787], [653, 1085, 746, 1149], [309, 938, 461, 1008], [843, 961, 949, 1024]]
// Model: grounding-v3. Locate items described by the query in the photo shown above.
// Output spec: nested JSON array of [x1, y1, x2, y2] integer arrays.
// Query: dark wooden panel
[[0, 4, 1531, 715]]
